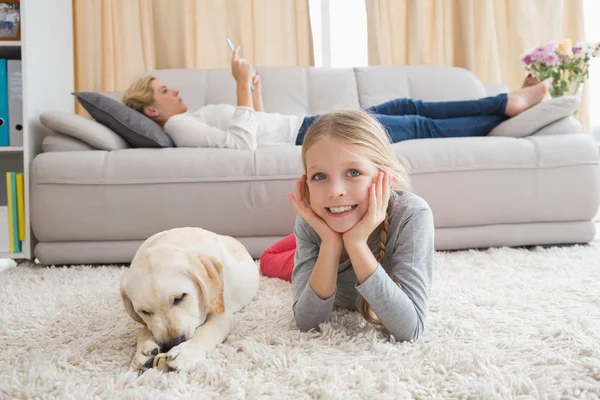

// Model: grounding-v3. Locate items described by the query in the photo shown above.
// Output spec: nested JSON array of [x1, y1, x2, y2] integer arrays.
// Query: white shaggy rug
[[2, 243, 600, 399]]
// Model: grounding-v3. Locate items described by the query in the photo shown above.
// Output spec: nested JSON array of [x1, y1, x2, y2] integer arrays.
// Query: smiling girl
[[284, 109, 434, 341]]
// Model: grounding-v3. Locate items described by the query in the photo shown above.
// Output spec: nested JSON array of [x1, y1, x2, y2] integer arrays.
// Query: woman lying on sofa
[[122, 46, 551, 151], [122, 50, 552, 283]]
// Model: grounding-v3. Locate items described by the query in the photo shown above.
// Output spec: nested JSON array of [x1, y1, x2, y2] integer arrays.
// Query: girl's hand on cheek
[[288, 174, 343, 246], [342, 171, 391, 246]]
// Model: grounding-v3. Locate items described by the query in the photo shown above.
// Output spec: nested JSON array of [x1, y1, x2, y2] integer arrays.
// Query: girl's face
[[305, 136, 380, 233]]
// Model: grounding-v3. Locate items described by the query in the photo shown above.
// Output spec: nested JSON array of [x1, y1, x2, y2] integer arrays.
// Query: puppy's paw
[[166, 341, 205, 372], [131, 338, 161, 371]]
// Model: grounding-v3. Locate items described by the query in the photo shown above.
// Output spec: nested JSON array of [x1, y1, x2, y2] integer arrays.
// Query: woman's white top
[[164, 104, 305, 150]]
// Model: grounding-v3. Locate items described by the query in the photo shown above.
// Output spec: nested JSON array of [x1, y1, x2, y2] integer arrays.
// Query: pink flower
[[529, 49, 545, 62], [530, 46, 556, 63], [521, 54, 532, 65], [544, 52, 559, 66]]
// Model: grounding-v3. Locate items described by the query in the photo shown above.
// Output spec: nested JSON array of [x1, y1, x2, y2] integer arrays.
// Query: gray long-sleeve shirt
[[291, 190, 434, 341]]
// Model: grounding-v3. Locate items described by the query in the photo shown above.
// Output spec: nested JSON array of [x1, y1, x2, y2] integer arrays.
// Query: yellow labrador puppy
[[120, 227, 260, 372]]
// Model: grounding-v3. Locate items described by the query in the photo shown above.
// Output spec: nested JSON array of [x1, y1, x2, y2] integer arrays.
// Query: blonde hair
[[122, 75, 156, 113], [300, 109, 410, 325]]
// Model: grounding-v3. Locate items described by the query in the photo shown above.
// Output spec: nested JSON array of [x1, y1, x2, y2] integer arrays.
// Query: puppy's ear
[[187, 254, 225, 314], [120, 287, 146, 325]]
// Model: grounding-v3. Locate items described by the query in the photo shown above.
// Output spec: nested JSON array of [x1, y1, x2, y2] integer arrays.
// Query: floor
[[2, 241, 600, 398]]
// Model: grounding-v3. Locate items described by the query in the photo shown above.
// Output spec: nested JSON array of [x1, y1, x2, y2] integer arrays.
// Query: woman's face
[[144, 80, 188, 124]]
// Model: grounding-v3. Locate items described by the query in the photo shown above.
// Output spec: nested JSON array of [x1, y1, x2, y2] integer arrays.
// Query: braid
[[378, 211, 389, 264], [358, 201, 395, 325]]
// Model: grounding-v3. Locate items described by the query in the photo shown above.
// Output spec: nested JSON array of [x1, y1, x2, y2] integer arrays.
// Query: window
[[308, 0, 368, 67]]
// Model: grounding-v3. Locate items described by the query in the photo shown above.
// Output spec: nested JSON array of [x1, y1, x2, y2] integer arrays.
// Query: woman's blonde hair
[[300, 109, 410, 325], [122, 75, 156, 114]]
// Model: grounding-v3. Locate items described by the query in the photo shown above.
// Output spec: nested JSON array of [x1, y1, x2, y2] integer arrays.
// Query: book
[[16, 172, 24, 241], [5, 171, 20, 253], [5, 171, 14, 252]]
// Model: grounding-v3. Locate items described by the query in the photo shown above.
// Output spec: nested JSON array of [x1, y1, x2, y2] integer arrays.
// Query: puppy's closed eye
[[173, 293, 187, 306]]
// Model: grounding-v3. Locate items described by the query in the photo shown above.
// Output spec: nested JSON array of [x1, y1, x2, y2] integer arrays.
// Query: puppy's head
[[120, 243, 225, 351]]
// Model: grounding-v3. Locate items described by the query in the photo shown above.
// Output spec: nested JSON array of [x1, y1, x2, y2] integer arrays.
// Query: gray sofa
[[31, 65, 600, 265]]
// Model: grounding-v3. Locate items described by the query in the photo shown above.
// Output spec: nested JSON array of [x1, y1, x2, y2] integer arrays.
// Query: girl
[[284, 109, 434, 341], [121, 46, 551, 150]]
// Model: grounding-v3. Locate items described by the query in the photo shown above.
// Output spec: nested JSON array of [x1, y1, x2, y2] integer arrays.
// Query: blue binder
[[0, 59, 9, 146]]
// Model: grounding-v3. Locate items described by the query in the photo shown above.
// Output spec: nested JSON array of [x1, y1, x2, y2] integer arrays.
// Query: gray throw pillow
[[73, 92, 174, 148], [488, 96, 580, 138]]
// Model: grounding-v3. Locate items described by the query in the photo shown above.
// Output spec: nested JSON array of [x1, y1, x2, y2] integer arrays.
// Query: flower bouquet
[[521, 39, 600, 98]]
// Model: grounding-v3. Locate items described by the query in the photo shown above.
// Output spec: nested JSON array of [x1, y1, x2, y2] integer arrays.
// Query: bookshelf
[[0, 1, 74, 260]]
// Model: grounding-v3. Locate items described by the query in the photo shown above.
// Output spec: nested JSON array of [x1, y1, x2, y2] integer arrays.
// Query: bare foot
[[521, 74, 540, 88], [505, 78, 552, 117]]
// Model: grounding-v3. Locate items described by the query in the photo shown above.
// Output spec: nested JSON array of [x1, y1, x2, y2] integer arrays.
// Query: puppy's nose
[[161, 335, 187, 352]]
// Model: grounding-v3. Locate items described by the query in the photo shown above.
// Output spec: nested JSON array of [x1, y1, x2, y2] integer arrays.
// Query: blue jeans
[[295, 93, 509, 145]]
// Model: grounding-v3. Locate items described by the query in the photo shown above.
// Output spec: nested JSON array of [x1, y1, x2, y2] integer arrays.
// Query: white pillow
[[39, 110, 130, 151], [42, 133, 95, 152], [488, 96, 581, 138], [531, 116, 582, 136]]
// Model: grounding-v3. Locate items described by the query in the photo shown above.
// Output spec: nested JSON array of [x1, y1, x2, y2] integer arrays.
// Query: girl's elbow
[[392, 329, 420, 343], [390, 319, 425, 342], [293, 314, 318, 332], [292, 308, 322, 332]]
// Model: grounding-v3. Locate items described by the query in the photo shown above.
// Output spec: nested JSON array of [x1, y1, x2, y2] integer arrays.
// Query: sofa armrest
[[484, 84, 508, 97]]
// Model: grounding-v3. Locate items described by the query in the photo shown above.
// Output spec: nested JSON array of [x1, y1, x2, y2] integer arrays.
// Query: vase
[[568, 82, 584, 98], [549, 82, 584, 99], [548, 82, 583, 117]]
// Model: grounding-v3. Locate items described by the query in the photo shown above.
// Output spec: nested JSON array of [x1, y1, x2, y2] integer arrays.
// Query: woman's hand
[[342, 171, 391, 246], [252, 74, 262, 93], [231, 46, 253, 108], [231, 46, 253, 88], [288, 174, 343, 246], [251, 74, 264, 112]]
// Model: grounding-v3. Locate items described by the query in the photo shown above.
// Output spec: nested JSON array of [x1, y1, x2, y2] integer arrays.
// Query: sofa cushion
[[488, 96, 580, 138], [40, 110, 130, 151], [355, 65, 487, 107], [390, 134, 599, 228], [73, 92, 175, 148]]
